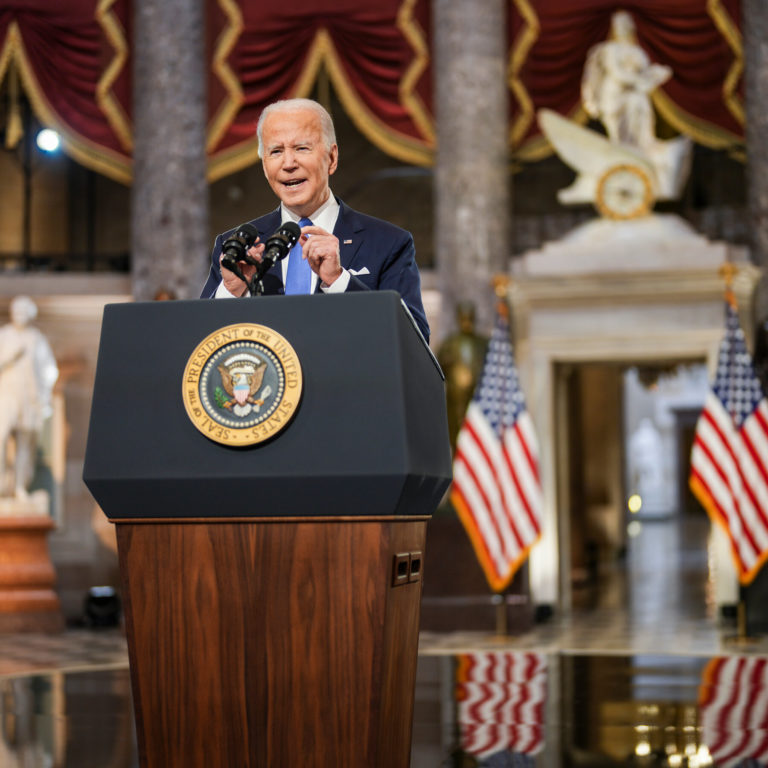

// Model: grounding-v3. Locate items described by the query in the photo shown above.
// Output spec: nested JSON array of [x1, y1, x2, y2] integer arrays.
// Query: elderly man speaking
[[200, 98, 430, 342]]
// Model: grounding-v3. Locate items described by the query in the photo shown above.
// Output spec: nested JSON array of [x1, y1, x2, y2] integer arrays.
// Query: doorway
[[555, 359, 712, 618]]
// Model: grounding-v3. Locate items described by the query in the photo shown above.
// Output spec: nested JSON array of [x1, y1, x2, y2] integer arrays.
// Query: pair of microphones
[[220, 220, 301, 295]]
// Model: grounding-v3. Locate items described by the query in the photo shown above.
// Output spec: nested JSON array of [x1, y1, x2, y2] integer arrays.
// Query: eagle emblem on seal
[[214, 353, 271, 417]]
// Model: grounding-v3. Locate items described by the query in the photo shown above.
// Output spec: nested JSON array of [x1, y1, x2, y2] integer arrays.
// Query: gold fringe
[[689, 473, 766, 586], [5, 21, 132, 184], [291, 26, 328, 101], [316, 28, 434, 166], [396, 0, 435, 144], [451, 487, 540, 593], [207, 138, 261, 182], [95, 0, 133, 151], [508, 0, 540, 147], [2, 3, 747, 181], [0, 19, 17, 88], [206, 0, 245, 152], [652, 88, 743, 150], [651, 1, 743, 151], [707, 0, 745, 127], [4, 59, 23, 150]]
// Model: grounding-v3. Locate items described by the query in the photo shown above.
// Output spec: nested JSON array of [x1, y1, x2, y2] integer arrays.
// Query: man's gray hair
[[257, 99, 337, 158]]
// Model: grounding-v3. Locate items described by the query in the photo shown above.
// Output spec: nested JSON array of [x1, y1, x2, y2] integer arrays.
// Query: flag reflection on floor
[[456, 651, 547, 764], [699, 655, 768, 768]]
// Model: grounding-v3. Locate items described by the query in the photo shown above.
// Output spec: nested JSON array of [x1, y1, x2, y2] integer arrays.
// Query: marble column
[[131, 0, 208, 301], [744, 0, 768, 324], [432, 0, 510, 337]]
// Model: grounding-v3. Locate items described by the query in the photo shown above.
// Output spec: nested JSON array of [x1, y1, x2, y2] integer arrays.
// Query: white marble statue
[[0, 297, 58, 499], [538, 10, 691, 210], [582, 11, 671, 154]]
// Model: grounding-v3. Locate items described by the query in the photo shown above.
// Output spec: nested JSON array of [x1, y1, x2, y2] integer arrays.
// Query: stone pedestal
[[0, 493, 63, 632]]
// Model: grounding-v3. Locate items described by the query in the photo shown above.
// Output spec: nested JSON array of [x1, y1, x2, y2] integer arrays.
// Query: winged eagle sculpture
[[217, 356, 269, 417]]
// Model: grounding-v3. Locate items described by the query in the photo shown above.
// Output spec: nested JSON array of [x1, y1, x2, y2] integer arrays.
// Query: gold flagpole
[[718, 263, 761, 647], [492, 274, 511, 638], [719, 261, 737, 309]]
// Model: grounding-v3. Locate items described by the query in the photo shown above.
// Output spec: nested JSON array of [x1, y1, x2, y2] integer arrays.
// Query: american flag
[[456, 651, 547, 761], [689, 302, 768, 585], [450, 306, 543, 592], [699, 655, 768, 767]]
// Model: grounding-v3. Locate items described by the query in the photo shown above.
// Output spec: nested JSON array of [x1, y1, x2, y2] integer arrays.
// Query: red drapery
[[0, 0, 743, 184]]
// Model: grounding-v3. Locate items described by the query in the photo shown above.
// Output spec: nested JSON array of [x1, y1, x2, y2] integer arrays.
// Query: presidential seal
[[182, 324, 302, 446]]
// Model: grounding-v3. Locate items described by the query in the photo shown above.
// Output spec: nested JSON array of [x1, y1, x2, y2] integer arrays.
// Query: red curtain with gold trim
[[0, 0, 743, 184], [0, 0, 133, 179], [509, 0, 743, 159]]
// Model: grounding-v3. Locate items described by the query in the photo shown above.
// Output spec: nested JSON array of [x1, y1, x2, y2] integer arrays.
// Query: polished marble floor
[[2, 513, 767, 767]]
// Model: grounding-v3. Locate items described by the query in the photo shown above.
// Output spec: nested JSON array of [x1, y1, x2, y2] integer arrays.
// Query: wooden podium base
[[0, 513, 64, 633], [116, 516, 427, 768]]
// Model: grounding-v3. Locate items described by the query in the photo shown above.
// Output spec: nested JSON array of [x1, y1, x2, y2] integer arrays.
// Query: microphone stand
[[223, 252, 267, 297], [247, 272, 265, 297], [246, 245, 291, 296]]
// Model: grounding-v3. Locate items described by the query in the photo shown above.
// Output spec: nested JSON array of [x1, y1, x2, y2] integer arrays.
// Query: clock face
[[595, 164, 654, 220]]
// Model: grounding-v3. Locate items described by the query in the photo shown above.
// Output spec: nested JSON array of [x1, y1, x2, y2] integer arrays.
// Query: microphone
[[251, 221, 302, 290], [261, 221, 301, 268], [221, 223, 259, 277]]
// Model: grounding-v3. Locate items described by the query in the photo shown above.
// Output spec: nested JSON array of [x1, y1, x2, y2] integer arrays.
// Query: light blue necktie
[[284, 217, 313, 295]]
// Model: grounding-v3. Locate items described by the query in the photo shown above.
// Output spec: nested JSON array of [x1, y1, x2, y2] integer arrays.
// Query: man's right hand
[[219, 240, 264, 297]]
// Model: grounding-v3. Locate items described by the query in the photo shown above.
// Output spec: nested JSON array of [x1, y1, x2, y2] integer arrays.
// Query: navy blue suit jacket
[[200, 200, 430, 342]]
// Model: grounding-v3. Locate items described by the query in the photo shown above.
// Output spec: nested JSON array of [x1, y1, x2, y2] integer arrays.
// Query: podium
[[83, 291, 452, 768]]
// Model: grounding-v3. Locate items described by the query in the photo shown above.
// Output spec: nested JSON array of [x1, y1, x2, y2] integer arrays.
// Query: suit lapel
[[333, 202, 365, 272]]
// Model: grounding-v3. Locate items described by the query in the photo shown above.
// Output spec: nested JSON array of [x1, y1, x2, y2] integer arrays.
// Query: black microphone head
[[279, 220, 301, 241], [234, 223, 259, 246], [262, 221, 301, 263]]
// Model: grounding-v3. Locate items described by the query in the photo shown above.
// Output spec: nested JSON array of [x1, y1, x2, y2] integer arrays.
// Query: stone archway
[[508, 217, 760, 613]]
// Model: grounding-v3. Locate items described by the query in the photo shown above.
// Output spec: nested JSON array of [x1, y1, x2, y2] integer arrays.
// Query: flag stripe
[[707, 404, 768, 551], [693, 421, 760, 558], [452, 474, 503, 575], [454, 437, 513, 560], [505, 424, 542, 536], [464, 413, 525, 553], [453, 454, 516, 571]]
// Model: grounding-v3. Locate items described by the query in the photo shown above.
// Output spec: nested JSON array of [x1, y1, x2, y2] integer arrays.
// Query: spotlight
[[36, 128, 60, 152]]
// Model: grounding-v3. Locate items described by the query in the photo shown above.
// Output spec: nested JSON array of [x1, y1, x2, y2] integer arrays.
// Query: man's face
[[261, 108, 338, 218]]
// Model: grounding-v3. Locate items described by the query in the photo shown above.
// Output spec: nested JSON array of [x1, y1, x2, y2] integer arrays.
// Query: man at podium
[[201, 98, 430, 342]]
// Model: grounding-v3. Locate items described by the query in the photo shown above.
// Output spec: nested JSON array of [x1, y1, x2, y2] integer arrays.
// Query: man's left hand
[[300, 225, 343, 286]]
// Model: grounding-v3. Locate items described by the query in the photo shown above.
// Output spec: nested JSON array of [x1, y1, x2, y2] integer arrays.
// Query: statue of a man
[[0, 296, 58, 499], [437, 303, 488, 452], [581, 10, 671, 153]]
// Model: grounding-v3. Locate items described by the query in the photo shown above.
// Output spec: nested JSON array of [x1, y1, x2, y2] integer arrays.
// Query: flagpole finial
[[492, 274, 511, 298], [719, 262, 738, 308], [492, 275, 511, 318]]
